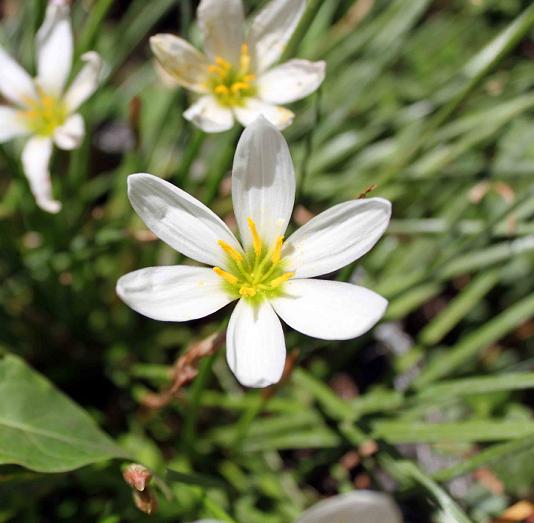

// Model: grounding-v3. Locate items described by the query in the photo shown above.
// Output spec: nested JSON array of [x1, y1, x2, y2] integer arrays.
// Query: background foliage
[[1, 0, 534, 521]]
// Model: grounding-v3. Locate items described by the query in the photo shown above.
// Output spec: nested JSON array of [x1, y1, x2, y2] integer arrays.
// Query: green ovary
[[21, 90, 68, 137], [213, 217, 293, 303], [206, 44, 256, 107]]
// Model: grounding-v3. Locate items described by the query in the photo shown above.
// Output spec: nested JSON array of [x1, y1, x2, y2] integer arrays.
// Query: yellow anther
[[239, 285, 257, 297], [217, 240, 243, 263], [231, 82, 250, 93], [214, 85, 230, 95], [207, 45, 256, 107], [42, 95, 54, 108], [215, 56, 231, 69], [23, 110, 39, 120], [247, 217, 262, 257], [270, 272, 294, 288], [207, 64, 226, 76], [21, 91, 67, 137], [272, 236, 284, 264], [213, 267, 239, 286], [240, 56, 250, 72]]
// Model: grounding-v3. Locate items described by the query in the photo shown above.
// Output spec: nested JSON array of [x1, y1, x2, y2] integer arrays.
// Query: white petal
[[183, 96, 234, 133], [297, 491, 402, 523], [36, 2, 73, 96], [234, 98, 294, 130], [127, 173, 242, 269], [0, 107, 30, 142], [247, 0, 306, 72], [271, 279, 387, 340], [21, 137, 61, 213], [226, 298, 286, 388], [232, 117, 295, 251], [283, 198, 392, 279], [259, 59, 326, 104], [0, 47, 37, 107], [63, 52, 102, 112], [197, 0, 245, 65], [54, 113, 84, 150], [150, 34, 210, 94], [116, 266, 233, 322]]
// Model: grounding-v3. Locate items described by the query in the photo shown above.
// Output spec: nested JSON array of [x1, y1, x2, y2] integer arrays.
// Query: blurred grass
[[1, 0, 534, 522]]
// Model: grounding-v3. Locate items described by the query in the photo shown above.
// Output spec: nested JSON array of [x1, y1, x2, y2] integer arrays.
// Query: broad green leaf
[[0, 355, 127, 473]]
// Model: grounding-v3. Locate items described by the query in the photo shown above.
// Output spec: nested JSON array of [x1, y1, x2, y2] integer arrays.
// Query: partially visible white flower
[[0, 0, 103, 213], [117, 117, 390, 388], [189, 491, 403, 523], [295, 491, 403, 523], [150, 0, 325, 132]]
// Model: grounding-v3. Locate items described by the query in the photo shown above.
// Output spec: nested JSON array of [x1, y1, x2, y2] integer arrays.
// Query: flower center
[[213, 217, 294, 302], [20, 89, 68, 137], [206, 44, 256, 107]]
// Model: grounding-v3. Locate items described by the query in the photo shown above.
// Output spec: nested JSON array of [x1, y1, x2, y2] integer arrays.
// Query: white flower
[[0, 0, 103, 213], [117, 118, 390, 388], [191, 490, 403, 523], [150, 0, 325, 132]]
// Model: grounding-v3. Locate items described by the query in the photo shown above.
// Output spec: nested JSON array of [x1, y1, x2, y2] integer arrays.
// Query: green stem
[[176, 129, 206, 187], [281, 0, 323, 61], [202, 128, 240, 205], [182, 353, 217, 454], [297, 87, 322, 202], [77, 0, 114, 56], [232, 392, 268, 450], [181, 319, 228, 454]]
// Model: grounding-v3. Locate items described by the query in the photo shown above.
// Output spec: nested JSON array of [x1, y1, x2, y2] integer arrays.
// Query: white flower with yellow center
[[0, 0, 102, 213], [192, 490, 403, 523], [150, 0, 325, 132], [117, 118, 391, 388]]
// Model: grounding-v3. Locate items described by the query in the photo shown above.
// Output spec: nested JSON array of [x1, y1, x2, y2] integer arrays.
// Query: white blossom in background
[[150, 0, 325, 132], [0, 0, 103, 213], [191, 491, 403, 523], [117, 117, 391, 388]]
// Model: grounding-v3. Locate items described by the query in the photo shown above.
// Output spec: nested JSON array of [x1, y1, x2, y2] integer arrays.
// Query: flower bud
[[123, 463, 152, 492]]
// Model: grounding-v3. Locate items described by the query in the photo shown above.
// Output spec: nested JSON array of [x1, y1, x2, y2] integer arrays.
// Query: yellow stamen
[[207, 45, 256, 107], [20, 90, 67, 137], [214, 85, 230, 95], [272, 236, 284, 264], [207, 65, 226, 76], [239, 285, 257, 297], [217, 240, 243, 263], [42, 95, 55, 108], [270, 272, 294, 288], [213, 267, 238, 285], [215, 57, 232, 70], [231, 82, 250, 93], [240, 44, 250, 72], [247, 217, 262, 257]]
